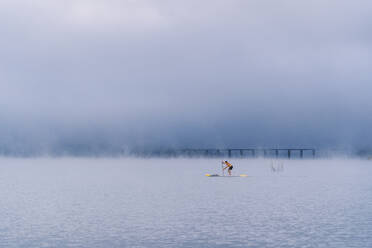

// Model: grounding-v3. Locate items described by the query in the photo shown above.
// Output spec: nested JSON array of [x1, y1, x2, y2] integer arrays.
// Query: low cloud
[[0, 0, 371, 154]]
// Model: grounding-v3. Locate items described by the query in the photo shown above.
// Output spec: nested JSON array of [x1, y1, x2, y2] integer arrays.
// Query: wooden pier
[[178, 148, 316, 159]]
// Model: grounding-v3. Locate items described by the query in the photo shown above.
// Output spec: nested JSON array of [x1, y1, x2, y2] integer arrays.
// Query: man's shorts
[[228, 166, 233, 170]]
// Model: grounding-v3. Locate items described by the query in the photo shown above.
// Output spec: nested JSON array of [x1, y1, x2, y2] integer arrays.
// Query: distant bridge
[[178, 148, 316, 159]]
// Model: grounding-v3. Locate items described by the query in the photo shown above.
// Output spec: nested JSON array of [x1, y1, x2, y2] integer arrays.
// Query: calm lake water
[[0, 158, 371, 248]]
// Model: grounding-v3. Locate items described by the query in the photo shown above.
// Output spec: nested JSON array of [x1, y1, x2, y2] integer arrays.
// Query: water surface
[[0, 158, 371, 247]]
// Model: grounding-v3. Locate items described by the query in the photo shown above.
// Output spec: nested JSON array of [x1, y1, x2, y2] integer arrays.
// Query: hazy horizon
[[1, 0, 372, 155]]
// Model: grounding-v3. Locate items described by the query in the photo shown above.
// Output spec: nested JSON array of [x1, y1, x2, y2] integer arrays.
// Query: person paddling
[[222, 160, 233, 176]]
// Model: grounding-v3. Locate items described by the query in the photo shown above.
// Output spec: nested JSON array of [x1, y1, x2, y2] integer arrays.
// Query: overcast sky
[[1, 0, 372, 154]]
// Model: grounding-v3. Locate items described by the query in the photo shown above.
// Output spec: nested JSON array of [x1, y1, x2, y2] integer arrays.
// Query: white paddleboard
[[205, 174, 248, 177]]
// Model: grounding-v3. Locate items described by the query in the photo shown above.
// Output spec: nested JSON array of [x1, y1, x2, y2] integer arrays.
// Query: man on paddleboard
[[222, 160, 233, 176]]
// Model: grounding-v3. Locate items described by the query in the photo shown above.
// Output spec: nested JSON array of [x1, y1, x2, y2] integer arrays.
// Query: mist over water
[[1, 0, 372, 154], [1, 158, 371, 247]]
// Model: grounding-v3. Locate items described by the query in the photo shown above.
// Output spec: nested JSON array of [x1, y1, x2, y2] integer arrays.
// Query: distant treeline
[[0, 145, 371, 158]]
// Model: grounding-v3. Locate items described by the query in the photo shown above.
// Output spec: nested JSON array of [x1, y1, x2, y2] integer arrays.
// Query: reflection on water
[[0, 158, 371, 248]]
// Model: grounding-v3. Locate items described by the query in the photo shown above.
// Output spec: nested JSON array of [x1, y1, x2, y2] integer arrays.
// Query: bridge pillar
[[300, 150, 303, 158], [228, 149, 232, 158], [288, 149, 291, 159], [275, 149, 279, 158]]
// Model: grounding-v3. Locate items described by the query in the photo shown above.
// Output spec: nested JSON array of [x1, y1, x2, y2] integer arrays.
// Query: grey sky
[[1, 0, 372, 154]]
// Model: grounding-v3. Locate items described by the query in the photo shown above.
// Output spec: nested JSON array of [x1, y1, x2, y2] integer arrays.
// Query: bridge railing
[[177, 148, 316, 159]]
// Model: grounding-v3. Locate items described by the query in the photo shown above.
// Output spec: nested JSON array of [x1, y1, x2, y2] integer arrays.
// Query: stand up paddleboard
[[205, 174, 248, 177]]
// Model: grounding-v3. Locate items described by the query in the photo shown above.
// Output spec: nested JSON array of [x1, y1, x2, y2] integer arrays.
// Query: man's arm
[[222, 161, 228, 170]]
